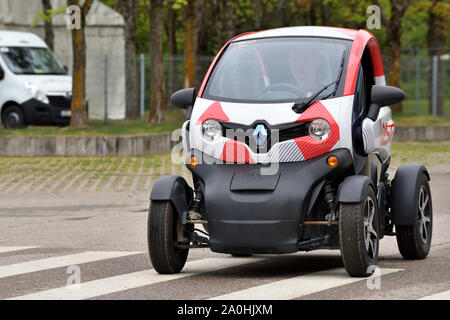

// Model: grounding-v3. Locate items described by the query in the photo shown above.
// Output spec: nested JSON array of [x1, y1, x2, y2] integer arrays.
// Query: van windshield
[[0, 46, 66, 75], [203, 37, 352, 103]]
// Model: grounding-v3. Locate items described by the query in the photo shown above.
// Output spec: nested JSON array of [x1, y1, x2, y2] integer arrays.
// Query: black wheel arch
[[150, 175, 193, 223], [390, 163, 430, 226]]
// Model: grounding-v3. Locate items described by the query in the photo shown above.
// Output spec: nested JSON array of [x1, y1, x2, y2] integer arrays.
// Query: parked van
[[0, 31, 72, 128]]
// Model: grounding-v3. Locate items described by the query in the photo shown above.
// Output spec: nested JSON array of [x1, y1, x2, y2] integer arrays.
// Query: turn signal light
[[327, 156, 338, 167], [190, 156, 199, 167]]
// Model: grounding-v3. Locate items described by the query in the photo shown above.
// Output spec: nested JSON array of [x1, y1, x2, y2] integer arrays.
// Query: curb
[[0, 126, 449, 157]]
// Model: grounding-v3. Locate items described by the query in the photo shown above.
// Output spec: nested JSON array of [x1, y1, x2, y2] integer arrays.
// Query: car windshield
[[0, 46, 66, 75], [203, 37, 351, 103]]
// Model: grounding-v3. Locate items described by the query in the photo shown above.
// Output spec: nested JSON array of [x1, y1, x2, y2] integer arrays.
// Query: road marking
[[0, 251, 143, 279], [209, 268, 403, 300], [0, 246, 39, 254], [9, 257, 263, 300], [419, 289, 450, 300]]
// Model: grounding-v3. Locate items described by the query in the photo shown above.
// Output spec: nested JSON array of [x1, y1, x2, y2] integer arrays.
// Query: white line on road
[[419, 289, 450, 300], [0, 251, 143, 279], [209, 268, 403, 300], [9, 257, 263, 300], [0, 246, 39, 254]]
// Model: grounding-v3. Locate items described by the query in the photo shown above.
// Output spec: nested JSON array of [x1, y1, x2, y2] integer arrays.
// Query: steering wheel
[[257, 83, 303, 99]]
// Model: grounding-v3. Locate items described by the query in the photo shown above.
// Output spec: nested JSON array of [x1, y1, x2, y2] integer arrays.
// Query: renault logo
[[253, 124, 268, 146]]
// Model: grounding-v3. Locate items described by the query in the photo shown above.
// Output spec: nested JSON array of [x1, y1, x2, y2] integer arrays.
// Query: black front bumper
[[188, 148, 353, 254], [21, 98, 70, 126]]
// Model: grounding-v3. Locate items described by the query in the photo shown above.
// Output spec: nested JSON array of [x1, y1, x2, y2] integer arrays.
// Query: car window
[[203, 37, 351, 103], [353, 64, 365, 122], [0, 46, 66, 75]]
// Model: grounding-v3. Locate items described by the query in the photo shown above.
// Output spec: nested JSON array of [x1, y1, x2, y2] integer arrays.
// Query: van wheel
[[147, 200, 189, 274], [2, 105, 26, 129], [396, 174, 432, 259], [339, 187, 380, 277]]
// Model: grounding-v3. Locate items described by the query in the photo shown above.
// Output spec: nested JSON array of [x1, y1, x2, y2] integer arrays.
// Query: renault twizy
[[148, 27, 433, 277]]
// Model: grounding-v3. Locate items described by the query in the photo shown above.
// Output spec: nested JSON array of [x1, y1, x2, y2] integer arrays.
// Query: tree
[[146, 0, 166, 124], [222, 0, 235, 39], [165, 0, 180, 97], [31, 2, 67, 50], [183, 0, 197, 88], [68, 0, 93, 128], [115, 0, 140, 119], [42, 0, 54, 50], [426, 0, 448, 115], [376, 0, 412, 113]]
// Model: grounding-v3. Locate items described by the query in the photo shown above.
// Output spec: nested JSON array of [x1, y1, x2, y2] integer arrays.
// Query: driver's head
[[289, 47, 321, 84]]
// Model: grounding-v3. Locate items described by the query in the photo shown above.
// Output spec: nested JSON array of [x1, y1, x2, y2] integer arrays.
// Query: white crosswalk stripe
[[0, 251, 143, 279], [209, 268, 403, 300], [0, 246, 39, 254], [419, 289, 450, 300], [8, 257, 264, 300]]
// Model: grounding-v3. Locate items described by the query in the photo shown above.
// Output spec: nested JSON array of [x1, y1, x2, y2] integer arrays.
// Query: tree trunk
[[426, 0, 446, 115], [116, 0, 140, 119], [309, 0, 317, 26], [222, 0, 235, 39], [68, 0, 93, 128], [166, 0, 179, 98], [148, 0, 165, 124], [183, 0, 197, 88], [277, 0, 287, 27], [254, 0, 262, 29], [42, 0, 54, 50], [386, 0, 410, 113], [195, 0, 208, 89]]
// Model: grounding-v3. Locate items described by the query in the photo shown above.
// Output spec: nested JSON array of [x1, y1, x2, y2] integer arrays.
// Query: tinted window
[[203, 37, 351, 103], [0, 46, 66, 75]]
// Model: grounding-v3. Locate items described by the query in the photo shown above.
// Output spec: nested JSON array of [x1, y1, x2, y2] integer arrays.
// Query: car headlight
[[201, 119, 222, 141], [25, 82, 49, 104], [309, 119, 330, 141]]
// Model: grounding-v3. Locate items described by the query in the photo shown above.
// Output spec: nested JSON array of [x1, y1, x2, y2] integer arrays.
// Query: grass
[[390, 140, 450, 170], [0, 108, 186, 137], [393, 99, 450, 126]]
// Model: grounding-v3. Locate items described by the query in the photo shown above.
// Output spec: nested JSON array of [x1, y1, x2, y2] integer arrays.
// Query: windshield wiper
[[293, 50, 346, 113]]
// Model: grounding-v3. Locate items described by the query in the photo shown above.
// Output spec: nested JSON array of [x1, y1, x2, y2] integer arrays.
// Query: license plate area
[[60, 110, 71, 117], [230, 170, 280, 191]]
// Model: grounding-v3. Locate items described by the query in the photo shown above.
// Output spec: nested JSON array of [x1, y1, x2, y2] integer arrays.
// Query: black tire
[[147, 200, 188, 274], [2, 105, 26, 129], [339, 187, 380, 277], [396, 174, 432, 259]]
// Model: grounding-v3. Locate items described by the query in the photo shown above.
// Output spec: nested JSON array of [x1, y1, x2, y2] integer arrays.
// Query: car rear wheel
[[396, 174, 432, 259], [147, 200, 189, 274], [339, 188, 380, 277], [2, 105, 26, 129]]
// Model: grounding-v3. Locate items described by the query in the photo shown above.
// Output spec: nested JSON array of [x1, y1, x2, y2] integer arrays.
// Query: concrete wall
[[0, 134, 177, 157], [0, 126, 449, 157]]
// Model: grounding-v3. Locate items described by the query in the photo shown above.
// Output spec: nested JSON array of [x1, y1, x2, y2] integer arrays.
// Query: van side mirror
[[63, 65, 68, 73], [170, 88, 196, 109], [0, 66, 4, 80], [367, 85, 405, 121]]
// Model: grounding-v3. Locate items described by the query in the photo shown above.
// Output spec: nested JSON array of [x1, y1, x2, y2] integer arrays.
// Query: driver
[[288, 47, 327, 98]]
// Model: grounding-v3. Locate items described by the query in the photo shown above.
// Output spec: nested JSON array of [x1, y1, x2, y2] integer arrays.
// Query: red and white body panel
[[185, 27, 393, 164]]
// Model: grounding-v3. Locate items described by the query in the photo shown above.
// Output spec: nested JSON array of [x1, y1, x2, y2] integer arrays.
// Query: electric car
[[148, 27, 433, 277]]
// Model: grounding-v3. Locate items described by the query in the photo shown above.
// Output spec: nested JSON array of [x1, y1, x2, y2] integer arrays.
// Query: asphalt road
[[0, 167, 449, 300]]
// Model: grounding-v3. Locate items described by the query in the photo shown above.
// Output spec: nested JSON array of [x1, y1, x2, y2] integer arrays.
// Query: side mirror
[[63, 65, 68, 73], [367, 85, 405, 121], [170, 88, 196, 109], [0, 66, 4, 80]]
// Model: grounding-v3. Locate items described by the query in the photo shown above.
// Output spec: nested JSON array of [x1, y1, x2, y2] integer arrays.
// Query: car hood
[[16, 74, 72, 95]]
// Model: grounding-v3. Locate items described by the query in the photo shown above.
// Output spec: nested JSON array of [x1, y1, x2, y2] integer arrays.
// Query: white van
[[0, 31, 72, 128]]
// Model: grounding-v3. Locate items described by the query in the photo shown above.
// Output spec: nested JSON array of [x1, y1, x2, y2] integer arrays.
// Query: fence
[[96, 48, 449, 121]]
